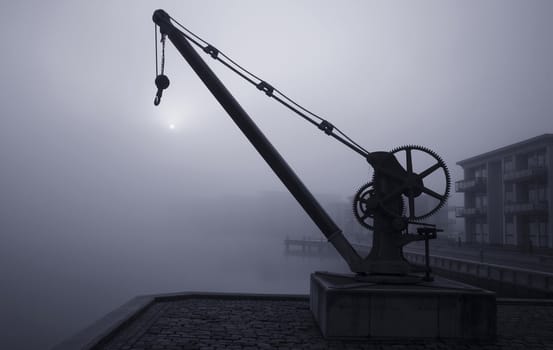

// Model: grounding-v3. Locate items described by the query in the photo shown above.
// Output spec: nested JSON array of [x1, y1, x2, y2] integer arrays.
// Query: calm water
[[0, 196, 350, 349]]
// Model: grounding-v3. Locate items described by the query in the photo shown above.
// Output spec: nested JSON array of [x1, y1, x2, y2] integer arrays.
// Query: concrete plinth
[[310, 271, 496, 340]]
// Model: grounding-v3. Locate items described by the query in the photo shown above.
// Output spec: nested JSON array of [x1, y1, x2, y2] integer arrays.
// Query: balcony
[[504, 201, 548, 214], [504, 167, 547, 182], [455, 177, 487, 192], [456, 206, 488, 217]]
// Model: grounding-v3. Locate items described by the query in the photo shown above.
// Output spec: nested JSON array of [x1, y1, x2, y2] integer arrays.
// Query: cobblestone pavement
[[99, 298, 553, 350]]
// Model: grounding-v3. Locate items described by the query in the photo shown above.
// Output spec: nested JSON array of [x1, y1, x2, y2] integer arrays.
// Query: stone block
[[310, 272, 496, 340]]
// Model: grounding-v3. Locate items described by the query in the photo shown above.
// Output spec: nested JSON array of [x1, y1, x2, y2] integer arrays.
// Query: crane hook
[[153, 74, 170, 106]]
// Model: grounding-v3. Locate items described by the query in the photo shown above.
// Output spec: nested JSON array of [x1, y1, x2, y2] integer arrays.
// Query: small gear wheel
[[353, 182, 377, 229], [353, 181, 405, 230], [388, 145, 451, 221]]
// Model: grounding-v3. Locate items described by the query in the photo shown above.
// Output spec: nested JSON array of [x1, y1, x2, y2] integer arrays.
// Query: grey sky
[[0, 1, 552, 348], [2, 1, 552, 203]]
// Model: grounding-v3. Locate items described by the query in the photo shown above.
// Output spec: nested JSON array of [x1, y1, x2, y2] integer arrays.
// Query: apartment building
[[456, 134, 553, 248]]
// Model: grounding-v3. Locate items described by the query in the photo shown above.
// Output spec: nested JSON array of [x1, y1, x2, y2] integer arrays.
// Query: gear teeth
[[352, 182, 375, 230], [387, 144, 451, 221]]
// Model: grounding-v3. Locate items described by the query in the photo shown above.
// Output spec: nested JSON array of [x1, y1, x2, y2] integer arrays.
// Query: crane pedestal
[[310, 271, 496, 340]]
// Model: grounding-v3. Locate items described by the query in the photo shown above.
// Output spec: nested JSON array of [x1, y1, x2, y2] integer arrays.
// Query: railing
[[504, 167, 547, 182], [504, 201, 548, 214], [284, 237, 337, 257], [455, 177, 487, 192], [455, 206, 487, 217], [285, 238, 553, 294], [404, 251, 553, 293]]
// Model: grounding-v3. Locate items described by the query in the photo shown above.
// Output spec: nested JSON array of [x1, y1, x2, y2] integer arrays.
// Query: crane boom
[[152, 9, 362, 271]]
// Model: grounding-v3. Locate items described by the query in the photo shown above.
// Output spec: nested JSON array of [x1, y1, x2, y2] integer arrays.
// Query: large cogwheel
[[389, 145, 451, 221]]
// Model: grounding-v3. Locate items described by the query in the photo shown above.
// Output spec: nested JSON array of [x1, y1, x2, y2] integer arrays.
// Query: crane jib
[[152, 9, 363, 271]]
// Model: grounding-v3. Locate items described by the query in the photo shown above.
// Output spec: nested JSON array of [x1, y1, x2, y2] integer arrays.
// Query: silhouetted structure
[[152, 9, 453, 279], [151, 9, 495, 340], [456, 134, 553, 249]]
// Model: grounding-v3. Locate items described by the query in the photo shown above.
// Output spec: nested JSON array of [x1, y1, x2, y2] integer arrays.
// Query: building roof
[[457, 133, 553, 167]]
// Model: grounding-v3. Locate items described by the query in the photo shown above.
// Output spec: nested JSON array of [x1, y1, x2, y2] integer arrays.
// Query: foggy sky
[[1, 1, 552, 349], [1, 1, 551, 204]]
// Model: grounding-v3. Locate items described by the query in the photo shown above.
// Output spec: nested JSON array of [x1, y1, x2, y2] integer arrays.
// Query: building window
[[505, 233, 515, 245], [530, 222, 538, 235], [472, 165, 487, 179], [504, 214, 515, 245], [528, 149, 547, 168], [504, 156, 514, 173], [527, 217, 549, 247], [537, 150, 546, 167], [475, 195, 487, 208], [538, 187, 546, 201], [539, 221, 548, 247], [505, 183, 514, 203], [528, 154, 537, 168], [529, 185, 547, 202]]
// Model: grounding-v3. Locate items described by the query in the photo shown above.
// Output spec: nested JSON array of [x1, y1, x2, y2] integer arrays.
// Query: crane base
[[310, 271, 496, 340]]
